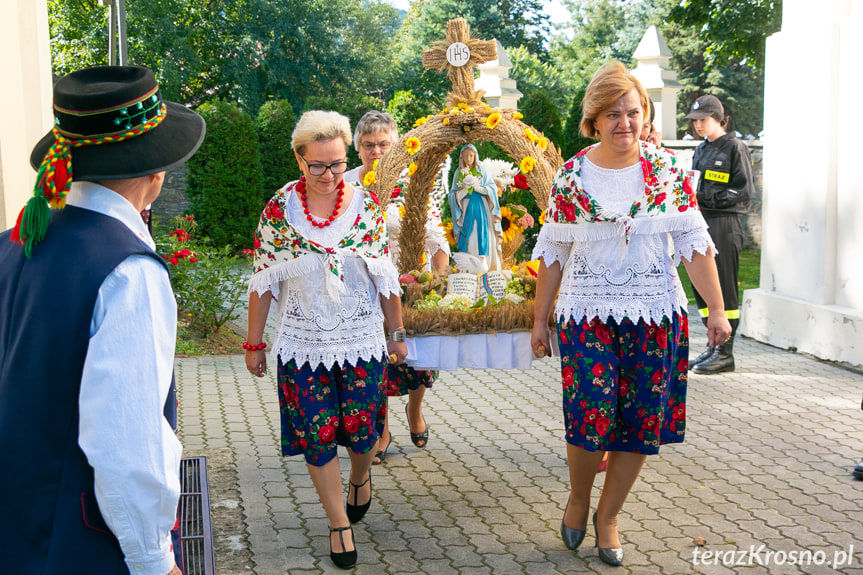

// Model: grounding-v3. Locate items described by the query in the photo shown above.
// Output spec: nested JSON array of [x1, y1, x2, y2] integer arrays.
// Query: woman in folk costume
[[448, 144, 503, 271], [345, 110, 450, 464], [530, 62, 731, 566], [245, 111, 407, 570]]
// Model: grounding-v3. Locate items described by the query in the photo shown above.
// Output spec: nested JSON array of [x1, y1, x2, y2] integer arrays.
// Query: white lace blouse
[[261, 185, 401, 369], [533, 157, 715, 325]]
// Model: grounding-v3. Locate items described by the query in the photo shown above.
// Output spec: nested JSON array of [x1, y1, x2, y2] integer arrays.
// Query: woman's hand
[[531, 320, 551, 358], [245, 349, 268, 377], [387, 340, 407, 364], [706, 312, 732, 347]]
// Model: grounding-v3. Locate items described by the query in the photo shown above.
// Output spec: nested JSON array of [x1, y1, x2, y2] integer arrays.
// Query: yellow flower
[[520, 156, 537, 174], [449, 108, 462, 115], [443, 117, 450, 125], [398, 205, 406, 219], [485, 112, 502, 130], [413, 116, 428, 127], [457, 103, 469, 110], [524, 128, 537, 143], [539, 211, 546, 225], [537, 137, 548, 151], [408, 162, 418, 175], [466, 107, 475, 113], [512, 112, 523, 120], [405, 137, 421, 155], [443, 221, 457, 247], [442, 107, 451, 114], [500, 206, 523, 243], [363, 170, 377, 187]]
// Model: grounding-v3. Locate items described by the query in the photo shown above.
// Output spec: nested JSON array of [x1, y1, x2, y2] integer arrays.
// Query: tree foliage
[[669, 0, 782, 72]]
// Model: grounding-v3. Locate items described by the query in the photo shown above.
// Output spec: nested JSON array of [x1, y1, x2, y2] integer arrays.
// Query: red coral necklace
[[297, 177, 345, 228]]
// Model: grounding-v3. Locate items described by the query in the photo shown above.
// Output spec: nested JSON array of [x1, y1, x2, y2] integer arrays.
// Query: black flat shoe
[[405, 402, 428, 448], [329, 525, 357, 569], [346, 472, 372, 524], [560, 499, 587, 551], [593, 512, 624, 566], [373, 432, 392, 465]]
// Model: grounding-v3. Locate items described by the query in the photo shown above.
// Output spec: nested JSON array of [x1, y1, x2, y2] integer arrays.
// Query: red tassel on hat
[[10, 206, 25, 245]]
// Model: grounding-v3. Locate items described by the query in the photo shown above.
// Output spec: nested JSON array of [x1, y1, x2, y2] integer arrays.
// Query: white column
[[475, 39, 523, 110], [741, 0, 863, 365], [630, 25, 682, 139], [0, 0, 52, 231]]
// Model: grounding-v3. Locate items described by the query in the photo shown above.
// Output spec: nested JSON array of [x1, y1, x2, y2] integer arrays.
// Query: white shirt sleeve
[[78, 254, 182, 575]]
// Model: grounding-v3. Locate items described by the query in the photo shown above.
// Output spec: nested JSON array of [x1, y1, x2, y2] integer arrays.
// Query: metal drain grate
[[179, 457, 215, 575]]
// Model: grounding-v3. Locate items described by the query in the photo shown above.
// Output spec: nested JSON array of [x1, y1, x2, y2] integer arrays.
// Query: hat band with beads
[[11, 88, 167, 257]]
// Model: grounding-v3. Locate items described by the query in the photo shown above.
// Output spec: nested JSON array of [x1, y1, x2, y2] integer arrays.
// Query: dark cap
[[684, 95, 724, 121]]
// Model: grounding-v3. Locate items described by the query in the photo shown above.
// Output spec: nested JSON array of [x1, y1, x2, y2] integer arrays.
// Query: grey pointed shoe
[[593, 512, 624, 566], [560, 519, 587, 551]]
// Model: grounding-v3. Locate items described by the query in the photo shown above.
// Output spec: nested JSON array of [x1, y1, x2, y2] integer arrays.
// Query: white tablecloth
[[405, 332, 538, 371]]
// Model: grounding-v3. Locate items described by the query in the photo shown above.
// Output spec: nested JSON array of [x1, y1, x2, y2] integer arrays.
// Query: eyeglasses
[[360, 141, 392, 151], [298, 154, 348, 176]]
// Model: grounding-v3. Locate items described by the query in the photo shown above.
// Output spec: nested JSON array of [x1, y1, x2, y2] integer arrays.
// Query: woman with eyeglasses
[[346, 110, 451, 465], [245, 110, 407, 570]]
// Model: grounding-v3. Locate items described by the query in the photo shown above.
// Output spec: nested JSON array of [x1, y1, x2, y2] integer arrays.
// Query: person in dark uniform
[[685, 95, 754, 374]]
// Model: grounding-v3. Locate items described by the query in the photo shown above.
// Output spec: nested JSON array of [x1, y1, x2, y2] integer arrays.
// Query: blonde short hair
[[353, 110, 398, 151], [580, 61, 649, 139], [291, 110, 351, 155]]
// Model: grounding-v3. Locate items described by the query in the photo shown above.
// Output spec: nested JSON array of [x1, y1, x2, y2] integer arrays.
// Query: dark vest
[[0, 206, 170, 574]]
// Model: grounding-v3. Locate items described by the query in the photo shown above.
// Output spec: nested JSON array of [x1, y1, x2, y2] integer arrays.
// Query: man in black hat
[[684, 94, 754, 374], [0, 66, 205, 575]]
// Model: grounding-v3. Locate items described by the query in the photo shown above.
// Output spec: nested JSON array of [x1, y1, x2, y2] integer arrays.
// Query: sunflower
[[500, 206, 523, 244], [407, 162, 418, 176], [524, 127, 537, 143], [520, 156, 537, 174], [536, 136, 548, 151], [443, 221, 457, 247], [405, 137, 421, 155], [413, 116, 428, 127], [486, 112, 502, 130]]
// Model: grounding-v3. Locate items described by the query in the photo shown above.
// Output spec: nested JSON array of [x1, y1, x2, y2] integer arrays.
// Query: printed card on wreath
[[447, 273, 480, 304], [480, 270, 508, 302]]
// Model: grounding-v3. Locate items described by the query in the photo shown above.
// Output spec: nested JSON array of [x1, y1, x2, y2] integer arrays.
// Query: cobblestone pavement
[[176, 312, 863, 574]]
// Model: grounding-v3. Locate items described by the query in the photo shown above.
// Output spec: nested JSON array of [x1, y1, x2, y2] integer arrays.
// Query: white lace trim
[[248, 184, 394, 369], [534, 159, 714, 325]]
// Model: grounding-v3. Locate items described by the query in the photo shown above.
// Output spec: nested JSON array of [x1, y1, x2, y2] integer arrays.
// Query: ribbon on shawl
[[249, 181, 391, 301], [541, 141, 701, 245]]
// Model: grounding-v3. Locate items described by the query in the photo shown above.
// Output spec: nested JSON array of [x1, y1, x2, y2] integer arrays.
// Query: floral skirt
[[557, 312, 689, 455], [277, 356, 387, 466], [385, 363, 437, 397]]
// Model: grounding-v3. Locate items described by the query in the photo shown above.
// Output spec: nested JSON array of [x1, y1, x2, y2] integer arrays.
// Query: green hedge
[[256, 99, 300, 195], [186, 99, 265, 250]]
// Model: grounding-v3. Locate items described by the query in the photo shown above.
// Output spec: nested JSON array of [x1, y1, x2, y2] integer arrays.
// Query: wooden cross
[[421, 18, 497, 107]]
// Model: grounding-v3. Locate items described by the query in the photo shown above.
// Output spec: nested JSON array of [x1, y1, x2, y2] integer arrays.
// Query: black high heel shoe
[[405, 402, 428, 448], [560, 499, 587, 551], [346, 472, 372, 524], [593, 511, 624, 566], [329, 525, 357, 569]]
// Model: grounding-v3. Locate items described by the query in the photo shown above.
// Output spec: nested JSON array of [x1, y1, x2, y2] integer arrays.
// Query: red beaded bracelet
[[242, 341, 267, 351]]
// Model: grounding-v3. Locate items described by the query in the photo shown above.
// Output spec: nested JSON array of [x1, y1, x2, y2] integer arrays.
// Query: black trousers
[[693, 214, 744, 336]]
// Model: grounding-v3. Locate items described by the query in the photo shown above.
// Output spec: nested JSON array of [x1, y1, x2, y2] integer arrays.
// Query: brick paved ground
[[176, 312, 863, 574]]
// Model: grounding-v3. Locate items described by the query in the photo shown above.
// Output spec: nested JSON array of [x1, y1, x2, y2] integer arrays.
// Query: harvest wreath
[[370, 18, 563, 337]]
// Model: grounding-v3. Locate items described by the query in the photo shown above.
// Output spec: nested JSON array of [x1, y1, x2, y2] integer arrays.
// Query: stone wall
[[151, 164, 191, 225], [664, 140, 763, 249]]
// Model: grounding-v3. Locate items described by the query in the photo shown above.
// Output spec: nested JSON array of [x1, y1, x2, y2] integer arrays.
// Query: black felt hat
[[29, 65, 205, 179]]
